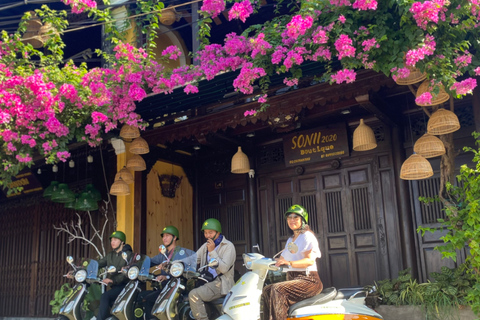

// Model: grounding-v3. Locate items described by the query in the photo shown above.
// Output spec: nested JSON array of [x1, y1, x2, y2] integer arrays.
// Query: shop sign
[[283, 122, 350, 167], [2, 171, 43, 198]]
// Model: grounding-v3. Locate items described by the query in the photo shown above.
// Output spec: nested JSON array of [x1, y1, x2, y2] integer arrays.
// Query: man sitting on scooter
[[97, 230, 133, 320], [136, 225, 194, 318], [189, 218, 236, 320]]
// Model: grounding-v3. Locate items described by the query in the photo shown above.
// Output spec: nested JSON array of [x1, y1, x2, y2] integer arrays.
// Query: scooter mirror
[[66, 256, 74, 264], [207, 258, 219, 268], [159, 245, 167, 255], [107, 266, 117, 273], [121, 251, 128, 263]]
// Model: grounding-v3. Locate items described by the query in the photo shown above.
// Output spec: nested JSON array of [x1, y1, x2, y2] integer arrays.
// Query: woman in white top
[[261, 204, 323, 320]]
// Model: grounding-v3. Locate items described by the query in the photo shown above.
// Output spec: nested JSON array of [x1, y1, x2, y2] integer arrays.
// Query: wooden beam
[[355, 93, 399, 127]]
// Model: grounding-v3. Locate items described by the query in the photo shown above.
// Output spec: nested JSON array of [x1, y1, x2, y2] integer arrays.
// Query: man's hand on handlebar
[[102, 278, 113, 285]]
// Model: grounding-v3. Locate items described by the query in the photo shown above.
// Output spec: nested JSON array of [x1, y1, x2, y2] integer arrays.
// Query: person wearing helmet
[[189, 218, 236, 320], [96, 230, 133, 320], [136, 225, 195, 318], [261, 205, 323, 320]]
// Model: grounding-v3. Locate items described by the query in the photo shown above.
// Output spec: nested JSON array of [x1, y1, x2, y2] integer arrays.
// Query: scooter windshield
[[139, 256, 151, 277], [87, 259, 99, 280], [171, 248, 197, 272]]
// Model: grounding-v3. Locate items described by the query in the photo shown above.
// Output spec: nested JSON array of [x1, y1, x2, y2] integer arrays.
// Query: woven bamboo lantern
[[119, 124, 140, 140], [160, 7, 177, 25], [353, 119, 377, 151], [110, 177, 130, 196], [115, 166, 134, 184], [400, 153, 433, 180], [415, 80, 450, 107], [25, 11, 42, 31], [231, 147, 250, 174], [126, 154, 146, 171], [22, 31, 44, 48], [129, 137, 150, 154], [394, 66, 426, 85], [39, 23, 55, 42], [427, 108, 460, 135], [413, 133, 445, 158]]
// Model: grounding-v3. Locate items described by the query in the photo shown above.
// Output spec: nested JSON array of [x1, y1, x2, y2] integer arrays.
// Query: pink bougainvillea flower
[[244, 109, 257, 117], [258, 94, 267, 103], [201, 0, 226, 18], [228, 0, 254, 23], [338, 15, 347, 24], [162, 45, 182, 60], [16, 154, 33, 163], [353, 0, 378, 10], [331, 69, 356, 84], [329, 0, 351, 6], [56, 151, 71, 162], [334, 34, 356, 60], [285, 15, 314, 40], [449, 78, 477, 95], [283, 78, 299, 87], [62, 0, 97, 14], [409, 0, 446, 30], [184, 84, 199, 94], [415, 92, 433, 105]]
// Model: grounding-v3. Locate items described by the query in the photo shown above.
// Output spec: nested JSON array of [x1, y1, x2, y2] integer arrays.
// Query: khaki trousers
[[188, 278, 223, 320]]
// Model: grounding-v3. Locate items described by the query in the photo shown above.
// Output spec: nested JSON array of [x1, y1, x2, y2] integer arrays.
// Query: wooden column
[[391, 125, 418, 277], [29, 204, 41, 316], [474, 79, 480, 132], [248, 171, 259, 248]]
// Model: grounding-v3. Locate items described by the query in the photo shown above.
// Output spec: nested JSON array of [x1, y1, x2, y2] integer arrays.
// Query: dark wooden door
[[272, 164, 380, 288], [320, 164, 380, 288]]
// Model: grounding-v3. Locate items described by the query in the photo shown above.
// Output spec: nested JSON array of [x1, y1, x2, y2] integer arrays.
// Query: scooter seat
[[334, 287, 366, 300], [209, 297, 225, 305], [288, 287, 337, 314]]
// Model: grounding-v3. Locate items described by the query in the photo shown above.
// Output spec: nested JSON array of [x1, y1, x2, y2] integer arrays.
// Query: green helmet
[[285, 204, 309, 224], [109, 230, 126, 243], [201, 218, 222, 233], [161, 225, 180, 240]]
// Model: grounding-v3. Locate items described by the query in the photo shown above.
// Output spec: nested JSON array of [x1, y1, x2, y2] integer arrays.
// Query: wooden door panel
[[322, 172, 342, 189], [355, 251, 378, 286], [329, 253, 351, 288], [328, 236, 348, 250], [348, 167, 370, 185], [354, 233, 376, 248]]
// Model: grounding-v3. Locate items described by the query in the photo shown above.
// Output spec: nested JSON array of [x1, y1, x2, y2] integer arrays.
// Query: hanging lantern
[[126, 154, 146, 171], [50, 183, 75, 203], [75, 192, 99, 211], [231, 147, 250, 174], [115, 166, 134, 184], [110, 178, 130, 196], [43, 181, 59, 199], [119, 124, 140, 140], [160, 6, 178, 25], [65, 194, 79, 209], [415, 80, 450, 107], [84, 184, 102, 201], [352, 119, 377, 151], [394, 66, 426, 86], [129, 137, 150, 154], [413, 133, 446, 158], [427, 108, 461, 135], [400, 153, 433, 180], [158, 174, 183, 198]]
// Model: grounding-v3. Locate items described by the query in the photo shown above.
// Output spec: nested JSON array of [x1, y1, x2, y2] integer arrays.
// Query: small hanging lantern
[[352, 119, 377, 151], [119, 124, 140, 140], [427, 108, 460, 135], [158, 174, 183, 198], [400, 153, 433, 180], [115, 166, 134, 184], [160, 6, 178, 25], [126, 154, 146, 171], [75, 192, 99, 211], [231, 147, 250, 174], [50, 183, 75, 203], [129, 137, 150, 154], [110, 177, 130, 196], [413, 133, 446, 158]]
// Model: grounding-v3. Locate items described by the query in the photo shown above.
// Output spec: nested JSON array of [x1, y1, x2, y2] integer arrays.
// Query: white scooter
[[217, 250, 383, 320]]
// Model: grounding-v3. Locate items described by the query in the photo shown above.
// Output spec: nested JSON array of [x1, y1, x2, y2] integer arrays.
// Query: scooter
[[57, 256, 114, 320], [217, 250, 383, 320], [149, 247, 223, 320], [105, 252, 145, 320]]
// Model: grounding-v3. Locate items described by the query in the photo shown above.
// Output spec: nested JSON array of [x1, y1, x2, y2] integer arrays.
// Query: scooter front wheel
[[178, 305, 195, 320]]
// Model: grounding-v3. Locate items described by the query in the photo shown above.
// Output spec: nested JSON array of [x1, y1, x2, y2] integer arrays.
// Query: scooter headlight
[[75, 269, 87, 283], [128, 266, 139, 280], [170, 262, 184, 277], [243, 254, 254, 270]]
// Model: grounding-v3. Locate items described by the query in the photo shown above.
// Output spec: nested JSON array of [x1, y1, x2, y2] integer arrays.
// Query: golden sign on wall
[[283, 122, 350, 167]]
